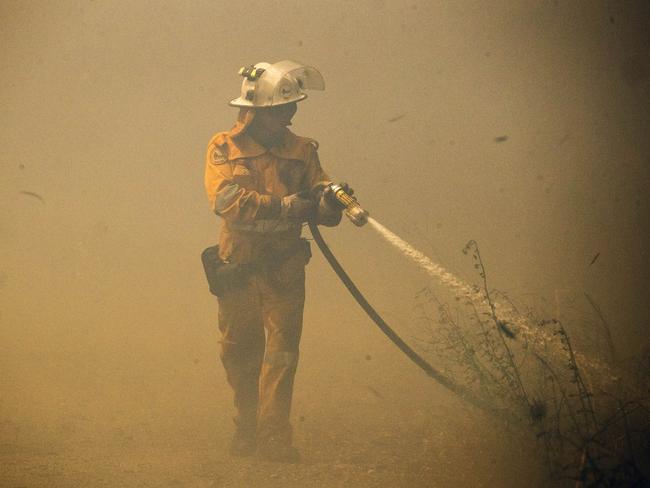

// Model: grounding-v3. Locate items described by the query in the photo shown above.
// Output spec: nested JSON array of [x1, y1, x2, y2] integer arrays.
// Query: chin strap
[[308, 220, 496, 415]]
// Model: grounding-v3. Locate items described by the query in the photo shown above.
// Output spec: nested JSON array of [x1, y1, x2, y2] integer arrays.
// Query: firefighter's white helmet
[[229, 60, 325, 108]]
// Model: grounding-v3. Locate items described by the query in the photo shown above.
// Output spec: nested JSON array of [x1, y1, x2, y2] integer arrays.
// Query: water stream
[[366, 217, 613, 382]]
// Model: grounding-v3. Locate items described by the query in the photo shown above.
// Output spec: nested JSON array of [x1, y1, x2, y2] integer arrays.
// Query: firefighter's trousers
[[217, 250, 306, 446]]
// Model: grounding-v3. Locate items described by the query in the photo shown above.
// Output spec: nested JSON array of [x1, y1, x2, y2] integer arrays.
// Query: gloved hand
[[280, 192, 316, 222], [323, 182, 354, 209]]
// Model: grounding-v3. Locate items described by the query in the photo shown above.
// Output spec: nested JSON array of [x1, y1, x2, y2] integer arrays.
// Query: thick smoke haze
[[1, 1, 648, 486]]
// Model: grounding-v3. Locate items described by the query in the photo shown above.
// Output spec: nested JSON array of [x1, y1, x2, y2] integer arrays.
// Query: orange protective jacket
[[205, 109, 341, 264]]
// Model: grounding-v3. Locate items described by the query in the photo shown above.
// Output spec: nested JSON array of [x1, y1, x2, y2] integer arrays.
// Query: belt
[[229, 219, 301, 234]]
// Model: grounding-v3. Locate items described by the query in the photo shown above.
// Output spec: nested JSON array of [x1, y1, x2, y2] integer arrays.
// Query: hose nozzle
[[329, 183, 369, 227]]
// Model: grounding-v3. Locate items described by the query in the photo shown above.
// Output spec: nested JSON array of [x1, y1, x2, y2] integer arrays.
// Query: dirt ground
[[0, 312, 551, 488], [0, 418, 548, 488], [0, 410, 550, 487]]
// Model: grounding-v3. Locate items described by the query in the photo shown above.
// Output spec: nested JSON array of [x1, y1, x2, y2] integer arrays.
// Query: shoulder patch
[[211, 146, 228, 164]]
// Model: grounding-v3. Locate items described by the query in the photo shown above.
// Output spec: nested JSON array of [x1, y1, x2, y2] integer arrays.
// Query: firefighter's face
[[253, 102, 298, 136]]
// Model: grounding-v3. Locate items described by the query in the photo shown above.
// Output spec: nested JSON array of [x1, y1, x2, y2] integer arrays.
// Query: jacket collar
[[225, 129, 310, 161]]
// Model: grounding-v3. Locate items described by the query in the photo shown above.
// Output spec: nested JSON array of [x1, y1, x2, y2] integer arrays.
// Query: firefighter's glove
[[323, 182, 354, 210], [280, 192, 316, 222]]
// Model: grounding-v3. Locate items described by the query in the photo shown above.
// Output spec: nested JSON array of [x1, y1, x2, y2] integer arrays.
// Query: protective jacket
[[205, 109, 340, 265]]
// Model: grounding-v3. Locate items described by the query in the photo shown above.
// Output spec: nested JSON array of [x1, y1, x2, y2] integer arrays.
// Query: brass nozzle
[[330, 183, 369, 227]]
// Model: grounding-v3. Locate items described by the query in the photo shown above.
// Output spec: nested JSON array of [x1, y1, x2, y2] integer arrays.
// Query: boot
[[228, 427, 257, 457], [255, 441, 301, 463]]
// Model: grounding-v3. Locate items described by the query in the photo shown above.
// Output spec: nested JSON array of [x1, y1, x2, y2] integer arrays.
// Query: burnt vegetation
[[413, 240, 650, 487]]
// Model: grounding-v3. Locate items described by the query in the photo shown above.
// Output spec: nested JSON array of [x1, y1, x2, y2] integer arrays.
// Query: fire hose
[[310, 185, 493, 413]]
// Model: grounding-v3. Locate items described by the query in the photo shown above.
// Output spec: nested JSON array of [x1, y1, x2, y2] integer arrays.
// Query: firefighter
[[204, 61, 346, 463]]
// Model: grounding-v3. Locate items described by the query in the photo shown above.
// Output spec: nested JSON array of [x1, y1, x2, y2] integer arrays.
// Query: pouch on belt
[[201, 245, 252, 297]]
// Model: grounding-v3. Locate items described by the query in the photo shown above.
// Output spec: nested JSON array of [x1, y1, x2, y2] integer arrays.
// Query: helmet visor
[[272, 60, 325, 91]]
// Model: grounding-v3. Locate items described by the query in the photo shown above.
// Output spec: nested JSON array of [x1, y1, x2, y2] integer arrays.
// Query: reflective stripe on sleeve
[[215, 183, 241, 214]]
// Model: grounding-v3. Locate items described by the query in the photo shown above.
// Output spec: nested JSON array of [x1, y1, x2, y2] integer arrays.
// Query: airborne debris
[[364, 385, 384, 399], [388, 114, 406, 123], [19, 191, 45, 204], [589, 252, 600, 266], [493, 135, 508, 143]]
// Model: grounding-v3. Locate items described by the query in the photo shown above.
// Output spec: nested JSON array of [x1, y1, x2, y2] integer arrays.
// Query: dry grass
[[412, 240, 650, 487]]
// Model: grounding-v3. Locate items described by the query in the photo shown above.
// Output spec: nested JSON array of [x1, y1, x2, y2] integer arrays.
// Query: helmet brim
[[229, 93, 308, 108]]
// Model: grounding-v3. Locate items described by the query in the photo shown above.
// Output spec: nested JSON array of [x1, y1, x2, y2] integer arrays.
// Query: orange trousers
[[217, 250, 306, 446]]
